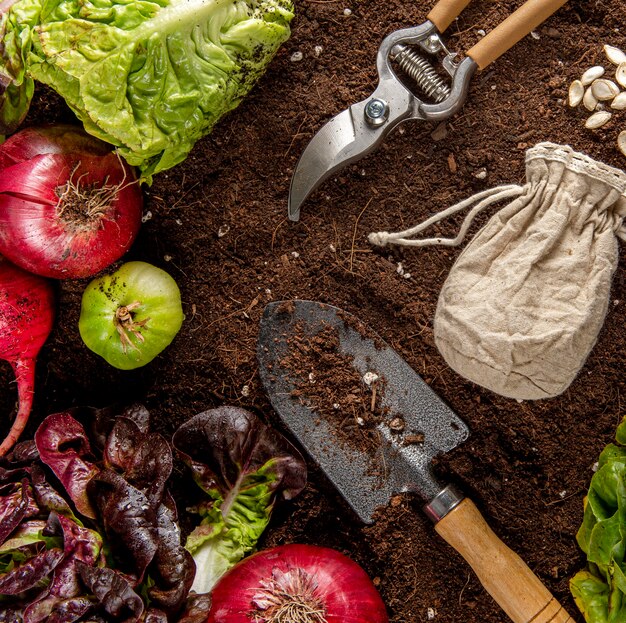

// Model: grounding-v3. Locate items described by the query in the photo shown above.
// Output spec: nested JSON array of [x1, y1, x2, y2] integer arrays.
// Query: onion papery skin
[[207, 544, 388, 623], [0, 256, 55, 454], [0, 125, 143, 279]]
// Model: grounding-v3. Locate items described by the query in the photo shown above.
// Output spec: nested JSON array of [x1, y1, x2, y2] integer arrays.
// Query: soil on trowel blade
[[2, 0, 625, 622]]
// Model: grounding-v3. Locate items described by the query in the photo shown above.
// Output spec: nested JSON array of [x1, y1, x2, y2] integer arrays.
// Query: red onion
[[0, 257, 55, 455], [0, 124, 143, 279], [208, 544, 388, 623]]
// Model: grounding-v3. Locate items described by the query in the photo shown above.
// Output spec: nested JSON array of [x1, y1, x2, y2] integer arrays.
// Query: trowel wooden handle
[[427, 0, 473, 33], [435, 499, 575, 623], [466, 0, 569, 69]]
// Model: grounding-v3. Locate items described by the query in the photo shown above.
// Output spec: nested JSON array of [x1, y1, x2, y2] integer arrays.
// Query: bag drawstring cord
[[368, 185, 526, 248]]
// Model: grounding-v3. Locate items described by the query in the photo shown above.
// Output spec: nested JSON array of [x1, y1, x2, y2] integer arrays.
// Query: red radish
[[0, 257, 55, 455], [208, 544, 388, 623], [0, 124, 143, 279]]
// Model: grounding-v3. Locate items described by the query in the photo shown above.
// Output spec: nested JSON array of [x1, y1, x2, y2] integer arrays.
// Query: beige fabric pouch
[[369, 143, 626, 400]]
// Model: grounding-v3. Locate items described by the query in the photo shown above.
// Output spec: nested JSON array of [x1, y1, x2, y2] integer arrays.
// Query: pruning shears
[[288, 0, 570, 221]]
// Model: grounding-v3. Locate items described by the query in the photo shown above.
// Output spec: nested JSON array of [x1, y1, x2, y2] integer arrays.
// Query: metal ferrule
[[423, 484, 465, 523]]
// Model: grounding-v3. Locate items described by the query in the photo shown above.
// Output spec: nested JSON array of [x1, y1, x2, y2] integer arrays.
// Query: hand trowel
[[257, 300, 574, 623]]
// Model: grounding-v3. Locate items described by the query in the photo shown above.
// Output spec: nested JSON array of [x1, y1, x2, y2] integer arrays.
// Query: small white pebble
[[290, 51, 303, 62], [329, 244, 336, 252], [559, 490, 567, 498], [360, 169, 366, 177], [333, 403, 341, 410], [474, 169, 488, 180], [356, 416, 364, 425], [530, 30, 540, 40], [175, 218, 182, 225], [362, 372, 379, 386], [265, 288, 272, 295], [396, 262, 404, 276], [308, 372, 315, 384], [241, 385, 250, 397], [314, 45, 323, 57], [141, 210, 153, 223], [614, 299, 621, 306], [403, 273, 412, 279], [427, 607, 437, 620], [592, 461, 599, 472], [343, 7, 351, 15], [217, 224, 230, 237], [291, 251, 300, 258], [164, 254, 172, 262], [490, 84, 497, 91], [476, 29, 486, 37]]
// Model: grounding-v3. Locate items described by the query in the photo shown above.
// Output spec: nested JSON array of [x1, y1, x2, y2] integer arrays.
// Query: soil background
[[2, 0, 626, 621]]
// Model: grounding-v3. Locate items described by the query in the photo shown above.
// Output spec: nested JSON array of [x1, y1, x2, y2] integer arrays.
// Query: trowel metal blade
[[257, 300, 469, 523]]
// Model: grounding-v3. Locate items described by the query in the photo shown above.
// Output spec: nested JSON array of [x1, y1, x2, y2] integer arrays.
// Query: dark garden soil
[[1, 0, 625, 621]]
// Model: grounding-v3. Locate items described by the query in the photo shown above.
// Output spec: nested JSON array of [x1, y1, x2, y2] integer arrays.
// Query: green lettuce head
[[571, 417, 626, 623], [0, 0, 294, 179]]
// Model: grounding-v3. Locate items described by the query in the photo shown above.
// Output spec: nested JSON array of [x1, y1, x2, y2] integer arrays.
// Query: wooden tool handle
[[427, 0, 473, 33], [435, 499, 575, 623], [466, 0, 569, 69]]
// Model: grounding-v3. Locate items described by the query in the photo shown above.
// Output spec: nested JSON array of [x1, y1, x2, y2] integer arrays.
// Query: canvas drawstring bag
[[368, 142, 626, 400]]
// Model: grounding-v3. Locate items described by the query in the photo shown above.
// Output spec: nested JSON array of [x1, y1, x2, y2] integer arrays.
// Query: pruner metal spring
[[390, 43, 451, 103]]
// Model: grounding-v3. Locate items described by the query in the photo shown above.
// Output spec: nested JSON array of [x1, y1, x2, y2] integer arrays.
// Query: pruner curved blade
[[287, 21, 477, 221]]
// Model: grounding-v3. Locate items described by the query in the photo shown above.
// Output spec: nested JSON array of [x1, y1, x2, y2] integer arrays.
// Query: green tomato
[[78, 261, 184, 370]]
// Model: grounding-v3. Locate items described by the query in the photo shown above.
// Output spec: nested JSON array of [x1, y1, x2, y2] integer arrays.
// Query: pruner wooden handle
[[466, 0, 570, 69], [427, 0, 473, 34], [435, 499, 575, 623]]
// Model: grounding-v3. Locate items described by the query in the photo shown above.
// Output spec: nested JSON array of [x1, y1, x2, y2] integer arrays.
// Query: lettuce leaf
[[571, 417, 626, 622], [172, 406, 306, 593], [0, 0, 294, 178]]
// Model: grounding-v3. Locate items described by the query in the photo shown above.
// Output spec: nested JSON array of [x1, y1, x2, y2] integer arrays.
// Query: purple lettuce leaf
[[172, 406, 307, 501], [0, 478, 39, 544], [76, 562, 144, 620], [87, 468, 159, 582], [34, 413, 99, 519], [146, 494, 195, 613], [103, 418, 172, 510], [23, 595, 93, 623], [172, 406, 307, 593], [0, 548, 64, 595], [177, 593, 212, 623]]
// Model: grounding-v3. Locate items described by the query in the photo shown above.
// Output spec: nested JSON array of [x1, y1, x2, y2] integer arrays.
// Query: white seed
[[585, 110, 612, 129], [604, 44, 626, 66], [618, 130, 626, 157], [591, 79, 621, 101], [616, 63, 626, 88], [583, 87, 598, 111], [580, 65, 605, 85], [611, 92, 626, 110], [568, 80, 584, 107]]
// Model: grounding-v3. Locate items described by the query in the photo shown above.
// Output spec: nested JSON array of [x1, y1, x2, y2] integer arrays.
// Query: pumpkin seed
[[591, 79, 620, 101], [585, 110, 612, 129], [617, 130, 626, 157], [581, 66, 605, 85], [583, 87, 598, 111], [616, 63, 626, 88], [568, 80, 584, 107], [604, 44, 626, 66], [610, 92, 626, 110]]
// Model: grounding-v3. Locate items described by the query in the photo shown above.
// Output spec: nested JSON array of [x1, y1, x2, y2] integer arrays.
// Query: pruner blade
[[288, 87, 415, 222]]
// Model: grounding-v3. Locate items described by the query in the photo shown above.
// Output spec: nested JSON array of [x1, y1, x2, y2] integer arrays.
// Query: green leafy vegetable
[[0, 0, 294, 179], [172, 406, 307, 593], [571, 417, 626, 623]]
